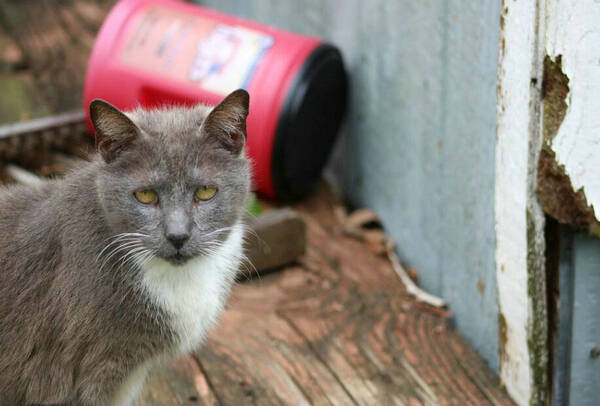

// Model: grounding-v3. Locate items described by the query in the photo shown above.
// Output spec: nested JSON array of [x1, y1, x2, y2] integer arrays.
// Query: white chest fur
[[140, 223, 244, 353], [109, 223, 245, 406]]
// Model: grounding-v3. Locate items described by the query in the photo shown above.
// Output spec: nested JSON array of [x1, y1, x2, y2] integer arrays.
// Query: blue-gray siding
[[196, 0, 502, 371], [556, 229, 600, 405]]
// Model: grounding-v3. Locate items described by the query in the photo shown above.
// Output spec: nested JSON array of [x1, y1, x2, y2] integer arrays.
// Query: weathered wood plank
[[283, 188, 514, 405], [137, 356, 218, 406], [278, 250, 442, 404], [196, 300, 355, 406]]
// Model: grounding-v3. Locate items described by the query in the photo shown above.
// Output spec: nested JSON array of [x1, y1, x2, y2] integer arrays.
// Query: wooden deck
[[0, 2, 514, 404], [138, 186, 514, 405]]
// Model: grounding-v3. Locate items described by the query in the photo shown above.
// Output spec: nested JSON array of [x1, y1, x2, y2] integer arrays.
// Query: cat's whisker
[[101, 245, 148, 280], [105, 232, 150, 242], [205, 242, 224, 250], [242, 227, 261, 242], [97, 234, 148, 263], [116, 251, 141, 271], [237, 224, 267, 249], [125, 248, 156, 278], [118, 246, 150, 270], [138, 250, 156, 269], [102, 233, 133, 243], [97, 236, 137, 262], [101, 232, 149, 250], [99, 240, 144, 271], [199, 245, 222, 256], [200, 226, 236, 239], [112, 249, 155, 307], [238, 252, 259, 282], [129, 248, 155, 270]]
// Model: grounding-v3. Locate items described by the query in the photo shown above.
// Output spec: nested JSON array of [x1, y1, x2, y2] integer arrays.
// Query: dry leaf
[[344, 208, 380, 230], [333, 204, 348, 225]]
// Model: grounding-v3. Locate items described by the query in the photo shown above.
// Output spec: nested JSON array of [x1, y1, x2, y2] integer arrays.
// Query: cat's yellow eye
[[194, 186, 217, 201], [134, 189, 158, 205]]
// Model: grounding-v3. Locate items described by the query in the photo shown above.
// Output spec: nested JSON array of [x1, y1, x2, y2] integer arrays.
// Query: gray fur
[[0, 90, 251, 405]]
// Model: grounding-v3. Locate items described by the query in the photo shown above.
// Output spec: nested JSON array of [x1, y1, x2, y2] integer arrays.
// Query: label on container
[[119, 6, 274, 95]]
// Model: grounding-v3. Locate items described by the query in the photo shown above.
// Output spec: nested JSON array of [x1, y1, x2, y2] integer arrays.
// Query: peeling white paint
[[496, 1, 600, 404], [546, 0, 600, 220], [495, 1, 539, 404]]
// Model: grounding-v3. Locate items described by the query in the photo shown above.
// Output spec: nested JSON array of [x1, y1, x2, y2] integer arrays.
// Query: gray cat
[[0, 89, 251, 405]]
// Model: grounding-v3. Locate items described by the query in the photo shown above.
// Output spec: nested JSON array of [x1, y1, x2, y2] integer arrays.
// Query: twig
[[387, 248, 446, 308], [338, 204, 447, 308]]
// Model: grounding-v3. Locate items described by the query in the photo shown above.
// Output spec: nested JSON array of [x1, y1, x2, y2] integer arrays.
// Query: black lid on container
[[271, 44, 347, 200]]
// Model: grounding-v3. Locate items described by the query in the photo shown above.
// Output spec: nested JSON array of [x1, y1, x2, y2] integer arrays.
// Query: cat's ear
[[201, 89, 249, 155], [89, 99, 140, 163]]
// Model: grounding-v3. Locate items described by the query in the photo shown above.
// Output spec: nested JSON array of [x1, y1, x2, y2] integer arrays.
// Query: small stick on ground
[[387, 248, 446, 308], [339, 205, 446, 308]]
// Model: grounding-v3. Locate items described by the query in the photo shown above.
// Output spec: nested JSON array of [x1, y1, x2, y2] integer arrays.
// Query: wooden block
[[244, 208, 306, 275]]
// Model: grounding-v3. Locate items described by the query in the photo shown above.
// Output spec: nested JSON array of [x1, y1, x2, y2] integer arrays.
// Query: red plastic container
[[84, 0, 347, 199]]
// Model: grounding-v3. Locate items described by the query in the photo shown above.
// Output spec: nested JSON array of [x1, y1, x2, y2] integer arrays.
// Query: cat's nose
[[167, 233, 190, 250]]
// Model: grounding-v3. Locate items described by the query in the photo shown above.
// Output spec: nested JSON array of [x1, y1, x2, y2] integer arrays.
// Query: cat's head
[[90, 89, 251, 266]]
